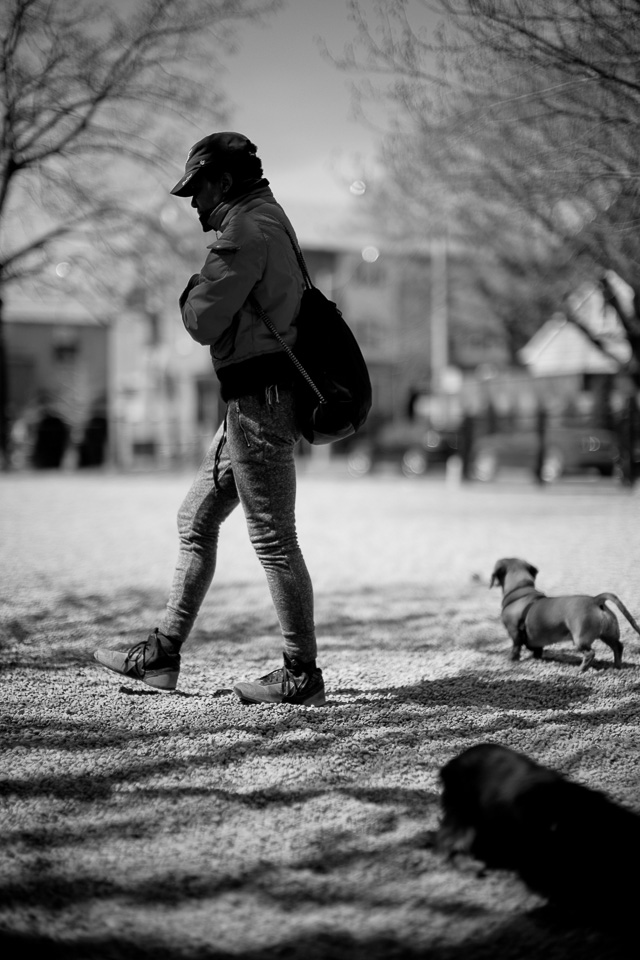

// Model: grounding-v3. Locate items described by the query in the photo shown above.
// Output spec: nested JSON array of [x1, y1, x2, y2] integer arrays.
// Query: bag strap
[[249, 294, 326, 404], [249, 217, 327, 403], [281, 225, 314, 291], [259, 215, 315, 290]]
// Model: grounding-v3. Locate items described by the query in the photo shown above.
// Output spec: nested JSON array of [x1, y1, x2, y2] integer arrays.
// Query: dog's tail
[[595, 594, 640, 636]]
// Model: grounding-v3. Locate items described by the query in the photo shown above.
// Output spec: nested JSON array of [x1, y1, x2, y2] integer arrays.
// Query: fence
[[457, 397, 639, 486]]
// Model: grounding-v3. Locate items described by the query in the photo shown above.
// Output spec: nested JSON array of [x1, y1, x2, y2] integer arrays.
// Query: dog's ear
[[490, 561, 506, 588], [524, 562, 539, 581]]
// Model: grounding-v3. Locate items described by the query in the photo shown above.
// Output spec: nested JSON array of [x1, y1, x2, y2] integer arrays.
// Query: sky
[[211, 0, 388, 245]]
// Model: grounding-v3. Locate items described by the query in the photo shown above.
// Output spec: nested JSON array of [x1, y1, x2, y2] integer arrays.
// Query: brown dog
[[435, 743, 640, 916], [490, 557, 640, 671]]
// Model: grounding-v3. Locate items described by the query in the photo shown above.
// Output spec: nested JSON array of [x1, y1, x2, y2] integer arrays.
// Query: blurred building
[[1, 238, 512, 468], [460, 275, 635, 424], [3, 295, 108, 468]]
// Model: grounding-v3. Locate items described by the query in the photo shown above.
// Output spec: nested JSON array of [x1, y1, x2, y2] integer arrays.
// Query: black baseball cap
[[170, 132, 257, 197]]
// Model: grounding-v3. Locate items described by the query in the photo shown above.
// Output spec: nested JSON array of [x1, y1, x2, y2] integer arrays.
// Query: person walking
[[94, 132, 325, 707]]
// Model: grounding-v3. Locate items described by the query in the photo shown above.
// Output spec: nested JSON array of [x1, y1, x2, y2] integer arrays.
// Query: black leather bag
[[252, 232, 372, 445]]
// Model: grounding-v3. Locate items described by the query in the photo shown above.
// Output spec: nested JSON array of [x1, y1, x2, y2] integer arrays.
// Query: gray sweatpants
[[158, 386, 317, 662]]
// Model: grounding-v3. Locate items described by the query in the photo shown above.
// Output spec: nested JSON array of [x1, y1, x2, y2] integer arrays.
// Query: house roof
[[518, 279, 632, 376]]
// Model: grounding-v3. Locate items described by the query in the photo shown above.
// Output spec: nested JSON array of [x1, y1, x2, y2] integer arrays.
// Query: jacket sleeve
[[180, 226, 267, 346]]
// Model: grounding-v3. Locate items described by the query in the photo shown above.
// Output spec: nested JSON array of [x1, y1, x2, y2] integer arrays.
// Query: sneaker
[[93, 629, 181, 691], [233, 653, 326, 706]]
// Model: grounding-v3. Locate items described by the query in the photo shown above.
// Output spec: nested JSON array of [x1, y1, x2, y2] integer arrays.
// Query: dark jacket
[[179, 180, 304, 398]]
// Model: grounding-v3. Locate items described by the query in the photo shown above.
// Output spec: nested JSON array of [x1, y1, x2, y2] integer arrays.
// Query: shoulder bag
[[251, 229, 372, 445]]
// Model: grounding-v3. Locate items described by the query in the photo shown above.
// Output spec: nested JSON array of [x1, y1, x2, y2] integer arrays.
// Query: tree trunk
[[0, 294, 9, 470]]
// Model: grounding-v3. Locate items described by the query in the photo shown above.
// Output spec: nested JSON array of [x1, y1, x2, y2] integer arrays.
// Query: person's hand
[[179, 273, 201, 309]]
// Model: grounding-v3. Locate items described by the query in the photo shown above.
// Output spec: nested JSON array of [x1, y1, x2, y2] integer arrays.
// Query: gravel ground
[[1, 465, 640, 959]]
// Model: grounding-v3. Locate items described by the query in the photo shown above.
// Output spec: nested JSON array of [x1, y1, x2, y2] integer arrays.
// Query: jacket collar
[[207, 179, 275, 232]]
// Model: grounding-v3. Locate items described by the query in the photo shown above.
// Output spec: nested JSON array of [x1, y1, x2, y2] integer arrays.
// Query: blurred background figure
[[77, 397, 108, 468], [30, 395, 70, 469]]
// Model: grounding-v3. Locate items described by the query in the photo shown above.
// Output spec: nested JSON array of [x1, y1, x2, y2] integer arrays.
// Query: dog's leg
[[609, 638, 624, 669], [578, 647, 596, 672], [509, 622, 529, 661], [532, 648, 543, 660], [600, 615, 623, 668]]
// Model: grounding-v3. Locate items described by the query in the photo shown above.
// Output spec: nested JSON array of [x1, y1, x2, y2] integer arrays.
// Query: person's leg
[[226, 387, 324, 706], [158, 423, 239, 644], [93, 422, 239, 689]]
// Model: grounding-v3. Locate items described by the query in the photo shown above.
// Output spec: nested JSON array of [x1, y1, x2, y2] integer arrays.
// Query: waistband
[[216, 352, 297, 401]]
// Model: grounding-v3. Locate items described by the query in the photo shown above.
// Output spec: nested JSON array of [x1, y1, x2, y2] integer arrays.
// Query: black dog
[[435, 743, 640, 917]]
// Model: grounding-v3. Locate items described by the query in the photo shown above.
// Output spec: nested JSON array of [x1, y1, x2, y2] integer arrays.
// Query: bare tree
[[335, 0, 640, 381], [0, 0, 281, 466]]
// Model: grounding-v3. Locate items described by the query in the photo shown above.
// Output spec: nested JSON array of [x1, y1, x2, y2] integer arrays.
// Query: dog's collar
[[501, 580, 546, 610]]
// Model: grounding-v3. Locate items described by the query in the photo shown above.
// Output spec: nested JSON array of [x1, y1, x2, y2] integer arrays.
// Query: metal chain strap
[[250, 221, 327, 404], [250, 295, 327, 404]]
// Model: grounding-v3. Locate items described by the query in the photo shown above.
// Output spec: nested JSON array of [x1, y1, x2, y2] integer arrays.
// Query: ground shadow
[[0, 580, 496, 668], [332, 674, 592, 710], [0, 904, 634, 960]]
